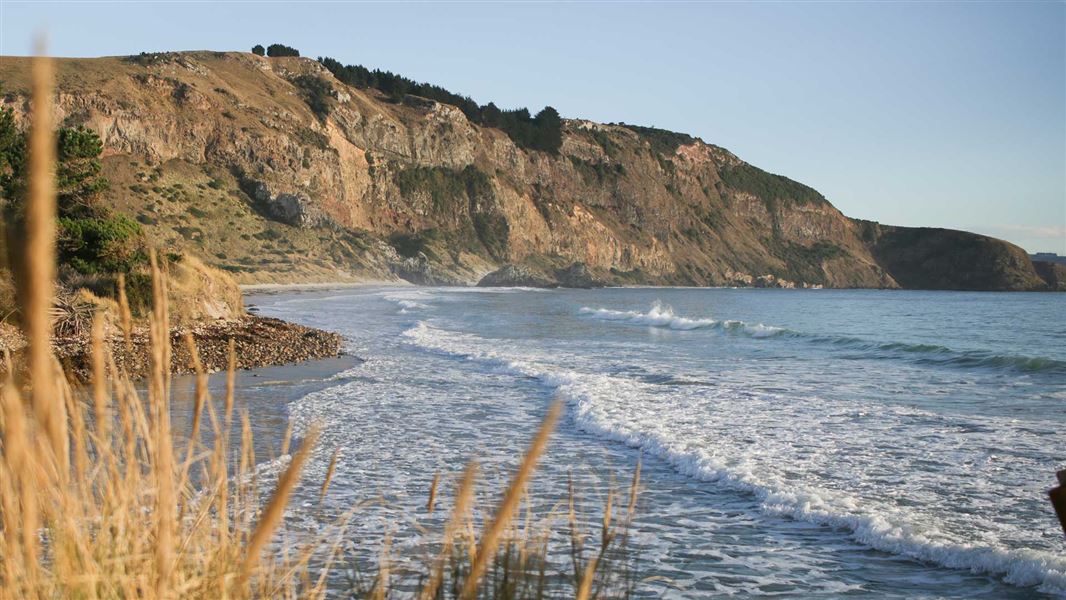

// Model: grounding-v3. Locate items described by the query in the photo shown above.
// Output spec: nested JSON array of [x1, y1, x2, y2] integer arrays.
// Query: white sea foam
[[580, 302, 787, 337], [580, 302, 717, 330], [402, 321, 1066, 596], [379, 290, 434, 313]]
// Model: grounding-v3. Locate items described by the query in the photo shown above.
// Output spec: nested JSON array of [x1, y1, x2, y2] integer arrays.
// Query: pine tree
[[266, 44, 300, 58]]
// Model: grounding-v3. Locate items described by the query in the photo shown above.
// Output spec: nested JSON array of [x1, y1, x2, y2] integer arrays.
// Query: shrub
[[175, 225, 203, 240], [770, 240, 846, 283], [718, 163, 826, 211], [251, 44, 265, 56], [619, 123, 697, 155], [253, 228, 283, 241], [472, 212, 509, 260], [58, 214, 145, 275], [3, 121, 150, 278], [291, 74, 333, 122], [569, 156, 622, 184], [395, 164, 491, 211]]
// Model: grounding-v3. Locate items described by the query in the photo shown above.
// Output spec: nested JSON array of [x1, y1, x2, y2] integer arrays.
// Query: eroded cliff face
[[0, 51, 1052, 290]]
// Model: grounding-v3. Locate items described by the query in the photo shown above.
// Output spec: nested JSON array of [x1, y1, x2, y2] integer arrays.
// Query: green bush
[[395, 165, 491, 211], [568, 156, 623, 184], [718, 163, 826, 211], [58, 215, 145, 274], [472, 213, 509, 261], [175, 226, 203, 240], [770, 241, 845, 283], [291, 75, 333, 122], [589, 129, 619, 158], [122, 271, 154, 317], [253, 229, 283, 241], [619, 124, 696, 155], [1, 116, 149, 277]]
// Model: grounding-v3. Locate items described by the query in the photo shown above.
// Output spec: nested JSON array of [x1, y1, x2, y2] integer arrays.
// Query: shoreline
[[1, 292, 348, 381], [240, 279, 405, 293], [70, 313, 343, 377], [47, 315, 345, 379]]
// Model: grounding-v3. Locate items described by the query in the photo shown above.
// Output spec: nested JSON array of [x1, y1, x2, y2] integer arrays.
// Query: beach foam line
[[401, 321, 1066, 595], [580, 303, 1066, 374]]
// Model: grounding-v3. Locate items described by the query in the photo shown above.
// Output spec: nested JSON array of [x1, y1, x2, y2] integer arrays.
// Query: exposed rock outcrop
[[478, 262, 607, 288], [1034, 261, 1066, 292], [554, 263, 605, 289], [477, 265, 556, 288]]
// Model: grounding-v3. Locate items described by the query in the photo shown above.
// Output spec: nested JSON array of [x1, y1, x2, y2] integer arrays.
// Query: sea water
[[240, 286, 1066, 598]]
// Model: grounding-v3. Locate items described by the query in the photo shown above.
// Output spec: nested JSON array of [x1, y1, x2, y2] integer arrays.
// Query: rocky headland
[[0, 50, 1056, 292]]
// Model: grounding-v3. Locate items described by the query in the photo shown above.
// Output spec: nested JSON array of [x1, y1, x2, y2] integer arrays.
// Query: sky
[[2, 1, 1063, 253]]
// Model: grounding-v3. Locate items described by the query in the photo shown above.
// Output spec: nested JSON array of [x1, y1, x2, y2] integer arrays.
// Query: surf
[[401, 320, 1066, 595], [580, 302, 1066, 374]]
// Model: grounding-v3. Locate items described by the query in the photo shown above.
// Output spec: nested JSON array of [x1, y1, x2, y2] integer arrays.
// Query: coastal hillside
[[0, 50, 1053, 290]]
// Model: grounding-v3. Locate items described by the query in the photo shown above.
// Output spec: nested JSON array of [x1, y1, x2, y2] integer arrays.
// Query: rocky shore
[[0, 316, 344, 380], [477, 262, 607, 289]]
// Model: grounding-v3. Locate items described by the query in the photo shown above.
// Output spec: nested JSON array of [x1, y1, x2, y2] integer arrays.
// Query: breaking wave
[[579, 302, 787, 337], [401, 321, 1066, 596], [580, 303, 1066, 374]]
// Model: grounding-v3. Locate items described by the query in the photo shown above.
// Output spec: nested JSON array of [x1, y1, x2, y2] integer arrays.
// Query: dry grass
[[0, 48, 642, 600], [164, 253, 244, 325], [0, 51, 337, 600], [402, 451, 642, 600]]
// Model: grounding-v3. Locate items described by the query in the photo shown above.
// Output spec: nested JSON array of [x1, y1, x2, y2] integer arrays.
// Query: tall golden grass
[[0, 49, 335, 600], [0, 49, 641, 600]]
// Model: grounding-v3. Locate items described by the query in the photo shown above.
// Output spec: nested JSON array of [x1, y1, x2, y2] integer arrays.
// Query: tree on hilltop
[[251, 44, 265, 56], [315, 55, 565, 154], [532, 107, 563, 153], [266, 44, 300, 58]]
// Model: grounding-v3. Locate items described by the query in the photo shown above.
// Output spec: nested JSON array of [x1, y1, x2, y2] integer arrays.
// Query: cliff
[[859, 223, 1049, 291], [0, 51, 1055, 290]]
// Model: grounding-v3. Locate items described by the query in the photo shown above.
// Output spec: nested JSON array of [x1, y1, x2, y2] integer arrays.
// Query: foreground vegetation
[[0, 53, 641, 599]]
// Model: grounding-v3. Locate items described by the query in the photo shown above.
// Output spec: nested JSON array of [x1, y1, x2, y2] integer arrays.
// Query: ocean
[[233, 285, 1065, 598]]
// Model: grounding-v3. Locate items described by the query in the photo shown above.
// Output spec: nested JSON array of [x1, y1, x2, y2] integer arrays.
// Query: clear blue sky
[[3, 1, 1063, 253]]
